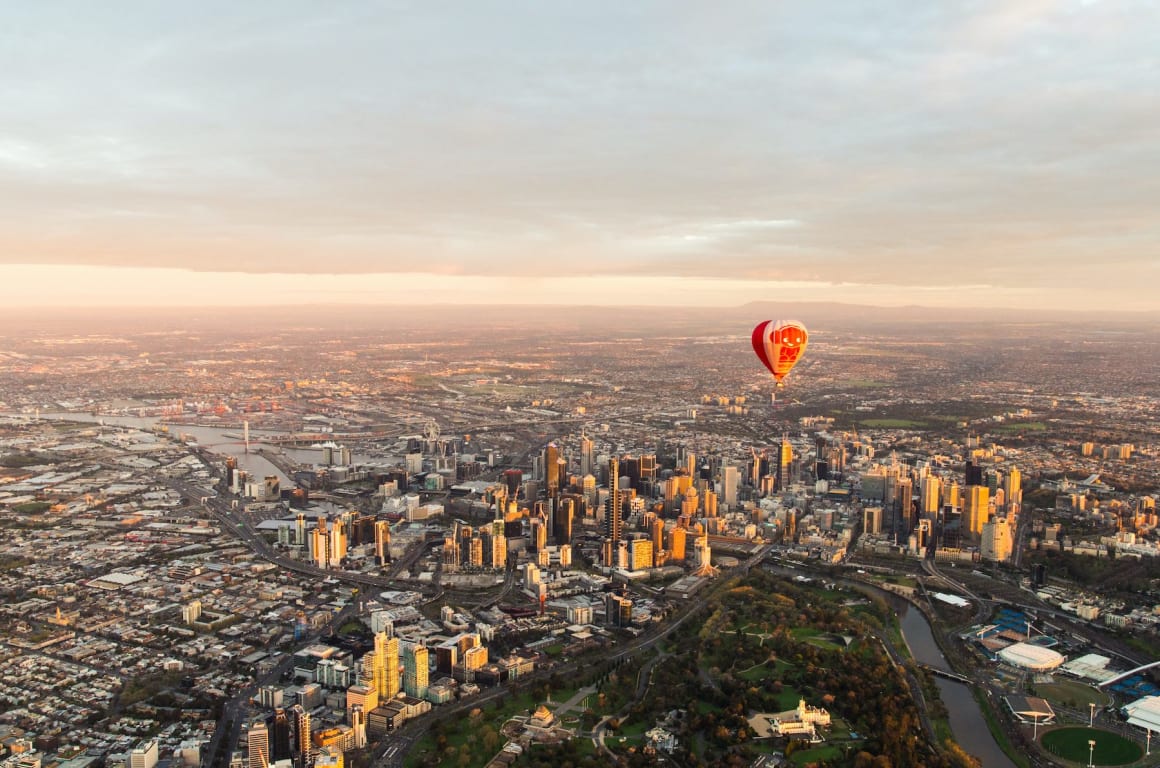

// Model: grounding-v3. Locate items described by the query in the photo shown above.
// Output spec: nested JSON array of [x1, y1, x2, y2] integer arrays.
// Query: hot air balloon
[[752, 320, 808, 387]]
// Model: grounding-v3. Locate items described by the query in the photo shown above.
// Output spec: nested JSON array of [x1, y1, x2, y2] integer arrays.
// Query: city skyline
[[4, 1, 1159, 310]]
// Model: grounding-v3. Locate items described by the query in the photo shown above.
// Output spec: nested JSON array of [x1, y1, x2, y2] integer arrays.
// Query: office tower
[[776, 438, 793, 491], [965, 485, 990, 538], [554, 497, 574, 545], [129, 740, 159, 768], [290, 704, 311, 764], [920, 475, 941, 516], [404, 642, 429, 699], [667, 526, 686, 562], [965, 460, 983, 487], [543, 444, 561, 495], [650, 517, 665, 563], [629, 536, 653, 571], [503, 469, 523, 500], [945, 480, 960, 511], [681, 450, 696, 478], [863, 507, 882, 535], [680, 485, 699, 518], [247, 722, 269, 768], [349, 705, 367, 749], [467, 535, 483, 567], [580, 436, 594, 478], [1004, 467, 1022, 510], [529, 517, 547, 553], [345, 684, 378, 720], [382, 635, 400, 700], [604, 457, 622, 543], [295, 513, 306, 546], [311, 521, 329, 569], [896, 477, 913, 539], [980, 518, 1013, 562], [270, 709, 291, 762], [371, 631, 388, 699], [640, 453, 657, 495], [374, 520, 391, 566], [721, 465, 739, 510]]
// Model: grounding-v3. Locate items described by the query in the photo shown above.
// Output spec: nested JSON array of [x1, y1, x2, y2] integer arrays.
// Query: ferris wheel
[[424, 419, 440, 444]]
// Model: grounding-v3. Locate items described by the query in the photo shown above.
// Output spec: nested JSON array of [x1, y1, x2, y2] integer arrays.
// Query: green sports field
[[1040, 727, 1141, 765]]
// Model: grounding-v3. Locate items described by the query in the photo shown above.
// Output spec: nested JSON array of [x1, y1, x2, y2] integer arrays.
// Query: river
[[897, 599, 1017, 767], [5, 411, 378, 486]]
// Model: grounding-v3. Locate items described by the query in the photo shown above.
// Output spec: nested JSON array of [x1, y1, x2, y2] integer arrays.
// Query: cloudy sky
[[3, 1, 1158, 309]]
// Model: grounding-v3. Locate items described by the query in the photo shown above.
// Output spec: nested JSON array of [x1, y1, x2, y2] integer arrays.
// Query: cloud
[[0, 1, 1157, 309]]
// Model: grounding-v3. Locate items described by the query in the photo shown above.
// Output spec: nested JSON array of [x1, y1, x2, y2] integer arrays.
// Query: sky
[[2, 1, 1158, 310]]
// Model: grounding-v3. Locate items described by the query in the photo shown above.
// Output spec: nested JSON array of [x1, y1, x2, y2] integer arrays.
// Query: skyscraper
[[290, 705, 311, 767], [543, 444, 561, 496], [604, 457, 622, 543], [580, 436, 594, 478], [920, 475, 941, 517], [247, 722, 269, 768], [270, 709, 291, 762], [554, 496, 574, 545], [981, 518, 1013, 562], [404, 642, 429, 699], [374, 520, 391, 566], [721, 465, 739, 510], [965, 485, 990, 538]]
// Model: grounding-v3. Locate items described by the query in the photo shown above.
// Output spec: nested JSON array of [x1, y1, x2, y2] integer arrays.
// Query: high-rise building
[[554, 497, 574, 545], [721, 465, 739, 510], [580, 436, 595, 478], [604, 457, 622, 543], [247, 722, 269, 768], [863, 507, 882, 535], [382, 635, 400, 700], [404, 642, 429, 700], [290, 704, 311, 765], [981, 518, 1013, 562], [270, 709, 291, 762], [650, 517, 665, 564], [667, 526, 686, 562], [1004, 467, 1022, 511], [502, 469, 523, 500], [965, 485, 990, 538], [543, 444, 561, 495], [629, 536, 653, 571], [374, 520, 391, 566], [920, 475, 941, 517], [129, 740, 159, 768], [776, 438, 793, 491]]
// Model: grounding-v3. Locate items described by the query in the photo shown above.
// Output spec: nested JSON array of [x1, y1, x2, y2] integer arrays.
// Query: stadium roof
[[1062, 653, 1118, 683], [934, 592, 971, 608], [997, 642, 1065, 671], [1123, 696, 1160, 732], [1004, 695, 1056, 723]]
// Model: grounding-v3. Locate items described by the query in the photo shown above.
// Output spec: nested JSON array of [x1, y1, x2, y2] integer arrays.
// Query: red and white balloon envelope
[[751, 320, 808, 387]]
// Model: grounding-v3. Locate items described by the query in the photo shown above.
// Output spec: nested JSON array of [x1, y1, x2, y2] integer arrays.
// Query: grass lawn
[[994, 421, 1048, 433], [692, 700, 723, 716], [858, 418, 927, 428], [615, 719, 651, 741], [1034, 680, 1110, 710], [791, 745, 843, 764], [404, 692, 539, 768], [738, 659, 792, 682], [1041, 727, 1142, 765]]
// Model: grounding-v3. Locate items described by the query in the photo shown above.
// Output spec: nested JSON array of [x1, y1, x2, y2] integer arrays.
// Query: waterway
[[897, 599, 1017, 768], [3, 411, 376, 486]]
